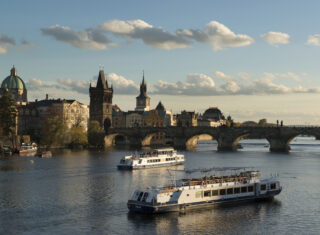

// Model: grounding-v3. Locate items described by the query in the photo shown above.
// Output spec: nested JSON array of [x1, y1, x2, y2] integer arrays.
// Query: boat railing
[[180, 175, 251, 186]]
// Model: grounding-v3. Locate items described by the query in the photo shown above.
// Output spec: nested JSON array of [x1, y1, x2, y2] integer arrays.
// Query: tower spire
[[142, 70, 145, 85]]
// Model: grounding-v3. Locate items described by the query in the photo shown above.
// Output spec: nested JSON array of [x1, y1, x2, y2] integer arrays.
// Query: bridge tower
[[89, 69, 113, 129]]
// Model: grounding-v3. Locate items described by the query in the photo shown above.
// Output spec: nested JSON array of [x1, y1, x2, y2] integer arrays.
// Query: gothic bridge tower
[[89, 69, 113, 129]]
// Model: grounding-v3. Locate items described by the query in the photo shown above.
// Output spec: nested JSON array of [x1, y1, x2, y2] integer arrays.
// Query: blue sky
[[1, 0, 320, 124]]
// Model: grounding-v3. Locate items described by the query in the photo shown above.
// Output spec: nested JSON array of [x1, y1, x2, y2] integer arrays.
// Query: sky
[[1, 0, 320, 124]]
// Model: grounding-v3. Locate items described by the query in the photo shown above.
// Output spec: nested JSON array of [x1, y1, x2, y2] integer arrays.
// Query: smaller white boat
[[19, 143, 37, 156], [117, 148, 184, 170]]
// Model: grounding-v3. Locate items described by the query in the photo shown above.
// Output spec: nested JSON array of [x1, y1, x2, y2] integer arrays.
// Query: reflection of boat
[[37, 151, 52, 158], [118, 148, 184, 170], [19, 143, 37, 156], [127, 167, 282, 213]]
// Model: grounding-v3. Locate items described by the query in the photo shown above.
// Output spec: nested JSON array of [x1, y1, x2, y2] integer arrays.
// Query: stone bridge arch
[[141, 130, 170, 146], [104, 133, 126, 147], [186, 133, 216, 147]]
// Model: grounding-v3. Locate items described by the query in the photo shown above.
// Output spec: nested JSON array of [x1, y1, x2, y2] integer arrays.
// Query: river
[[0, 136, 320, 234]]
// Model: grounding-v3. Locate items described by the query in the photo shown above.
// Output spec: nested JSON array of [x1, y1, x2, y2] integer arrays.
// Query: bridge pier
[[173, 137, 188, 149], [267, 137, 290, 152], [217, 135, 238, 151]]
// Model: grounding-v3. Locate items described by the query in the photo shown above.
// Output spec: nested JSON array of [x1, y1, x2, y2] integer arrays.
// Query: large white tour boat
[[117, 148, 184, 170], [127, 167, 282, 213]]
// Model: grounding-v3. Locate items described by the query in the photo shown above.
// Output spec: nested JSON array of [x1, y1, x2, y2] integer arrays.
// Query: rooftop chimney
[[46, 94, 48, 100]]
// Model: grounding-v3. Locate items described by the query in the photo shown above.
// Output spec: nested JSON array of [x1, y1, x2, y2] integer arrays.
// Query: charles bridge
[[105, 126, 320, 152]]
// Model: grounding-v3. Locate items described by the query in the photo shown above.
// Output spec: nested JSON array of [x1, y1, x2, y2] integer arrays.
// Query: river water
[[0, 136, 320, 234]]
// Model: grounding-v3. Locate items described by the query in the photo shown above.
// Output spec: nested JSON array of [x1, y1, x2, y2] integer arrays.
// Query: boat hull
[[118, 161, 183, 170], [19, 150, 37, 157], [128, 188, 282, 214]]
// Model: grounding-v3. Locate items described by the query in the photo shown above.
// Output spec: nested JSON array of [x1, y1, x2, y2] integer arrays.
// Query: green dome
[[1, 66, 26, 90]]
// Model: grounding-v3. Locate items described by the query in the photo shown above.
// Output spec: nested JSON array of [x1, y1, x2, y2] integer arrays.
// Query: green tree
[[69, 125, 88, 146], [258, 118, 267, 127], [0, 89, 17, 138], [41, 115, 67, 147], [88, 120, 105, 147]]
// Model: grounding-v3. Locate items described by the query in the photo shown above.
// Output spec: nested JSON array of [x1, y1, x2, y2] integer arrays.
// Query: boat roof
[[185, 167, 254, 174], [154, 147, 174, 151]]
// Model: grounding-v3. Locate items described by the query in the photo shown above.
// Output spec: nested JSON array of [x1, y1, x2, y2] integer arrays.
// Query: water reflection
[[127, 200, 282, 234]]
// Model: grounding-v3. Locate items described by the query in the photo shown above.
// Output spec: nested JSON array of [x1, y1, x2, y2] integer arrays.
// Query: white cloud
[[26, 72, 139, 96], [307, 34, 320, 46], [154, 73, 217, 95], [100, 19, 152, 34], [41, 25, 114, 50], [27, 78, 45, 88], [0, 34, 16, 54], [177, 21, 255, 50], [261, 31, 290, 45], [153, 71, 316, 96], [106, 73, 139, 94], [214, 71, 239, 92], [100, 19, 191, 50]]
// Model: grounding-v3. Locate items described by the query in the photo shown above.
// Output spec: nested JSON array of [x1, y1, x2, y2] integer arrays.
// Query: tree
[[69, 125, 88, 146], [41, 115, 67, 147], [258, 118, 267, 127], [88, 120, 105, 147], [0, 89, 17, 144]]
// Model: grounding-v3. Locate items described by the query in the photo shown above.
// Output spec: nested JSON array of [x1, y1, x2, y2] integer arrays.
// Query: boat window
[[137, 192, 144, 201], [260, 184, 266, 191], [227, 188, 233, 194], [195, 191, 202, 198], [220, 189, 226, 195], [234, 188, 240, 194], [212, 190, 218, 196], [241, 187, 247, 193], [248, 186, 254, 192], [270, 183, 276, 190], [204, 190, 211, 197], [142, 192, 149, 202]]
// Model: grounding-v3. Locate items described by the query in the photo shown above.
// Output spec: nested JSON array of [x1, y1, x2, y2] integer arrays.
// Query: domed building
[[203, 107, 225, 121], [1, 66, 27, 103], [198, 107, 226, 127]]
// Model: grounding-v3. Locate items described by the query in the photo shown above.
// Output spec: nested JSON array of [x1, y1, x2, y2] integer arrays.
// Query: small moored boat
[[118, 148, 184, 170], [127, 167, 282, 213], [19, 143, 37, 156]]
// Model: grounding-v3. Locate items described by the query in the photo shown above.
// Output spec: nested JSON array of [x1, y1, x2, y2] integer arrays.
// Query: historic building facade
[[27, 95, 89, 138], [176, 111, 198, 127], [135, 72, 150, 111], [89, 69, 113, 128]]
